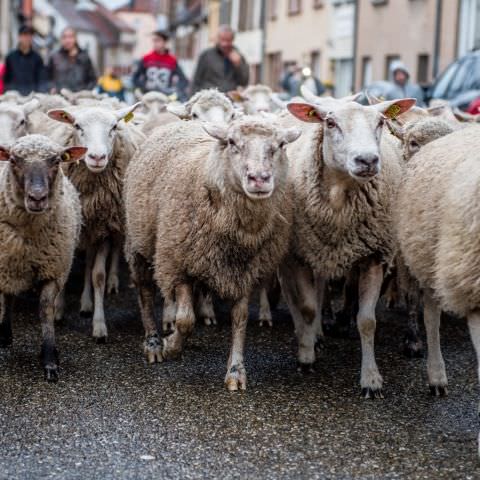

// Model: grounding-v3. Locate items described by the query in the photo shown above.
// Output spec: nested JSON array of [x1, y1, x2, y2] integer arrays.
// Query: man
[[387, 60, 425, 107], [48, 27, 96, 93], [4, 25, 47, 95], [281, 64, 324, 99], [191, 25, 249, 95], [133, 30, 188, 101]]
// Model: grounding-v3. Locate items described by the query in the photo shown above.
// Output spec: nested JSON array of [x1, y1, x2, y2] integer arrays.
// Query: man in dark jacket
[[133, 30, 189, 101], [48, 27, 96, 93], [4, 25, 48, 95], [191, 25, 249, 95]]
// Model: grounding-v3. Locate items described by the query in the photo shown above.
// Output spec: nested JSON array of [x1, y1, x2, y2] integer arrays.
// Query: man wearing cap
[[4, 25, 47, 95], [191, 25, 249, 95], [133, 30, 189, 101]]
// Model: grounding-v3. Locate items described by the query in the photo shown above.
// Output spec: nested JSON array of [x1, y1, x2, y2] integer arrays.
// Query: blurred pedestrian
[[191, 25, 249, 95], [281, 64, 325, 98], [387, 60, 424, 106], [0, 55, 5, 94], [98, 67, 125, 101], [133, 30, 188, 101], [4, 25, 47, 95], [48, 27, 97, 93]]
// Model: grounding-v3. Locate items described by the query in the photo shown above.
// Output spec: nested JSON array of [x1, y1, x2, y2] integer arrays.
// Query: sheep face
[[203, 119, 301, 200], [0, 135, 86, 213], [0, 99, 39, 147], [47, 103, 141, 173], [229, 86, 274, 114], [288, 89, 416, 182]]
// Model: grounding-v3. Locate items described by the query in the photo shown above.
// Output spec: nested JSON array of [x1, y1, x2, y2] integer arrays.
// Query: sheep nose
[[354, 154, 379, 168], [88, 153, 106, 162], [28, 191, 47, 202], [248, 172, 272, 184]]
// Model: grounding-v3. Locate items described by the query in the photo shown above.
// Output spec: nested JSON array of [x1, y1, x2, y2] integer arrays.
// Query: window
[[268, 0, 278, 20], [385, 54, 400, 80], [220, 0, 232, 25], [238, 0, 256, 31], [361, 56, 372, 87], [288, 0, 301, 15], [313, 0, 323, 8], [267, 52, 282, 89], [417, 54, 429, 84]]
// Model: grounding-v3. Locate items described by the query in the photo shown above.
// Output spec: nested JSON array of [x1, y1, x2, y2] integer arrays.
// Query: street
[[1, 267, 479, 479]]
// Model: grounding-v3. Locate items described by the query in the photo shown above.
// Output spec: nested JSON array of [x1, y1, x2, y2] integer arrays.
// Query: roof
[[50, 0, 97, 33], [115, 0, 161, 14]]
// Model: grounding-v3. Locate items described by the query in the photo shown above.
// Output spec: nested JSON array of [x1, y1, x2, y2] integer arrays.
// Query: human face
[[18, 33, 32, 52], [153, 35, 166, 54], [61, 29, 77, 52], [217, 31, 234, 56], [394, 70, 408, 87]]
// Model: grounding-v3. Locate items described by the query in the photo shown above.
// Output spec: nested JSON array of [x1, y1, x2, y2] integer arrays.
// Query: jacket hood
[[390, 60, 410, 79]]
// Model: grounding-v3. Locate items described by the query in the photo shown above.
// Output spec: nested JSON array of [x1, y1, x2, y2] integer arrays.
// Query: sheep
[[0, 134, 86, 381], [124, 116, 301, 390], [394, 124, 480, 453], [0, 99, 39, 146], [228, 84, 277, 114], [47, 102, 144, 341], [278, 86, 415, 398], [167, 88, 235, 123]]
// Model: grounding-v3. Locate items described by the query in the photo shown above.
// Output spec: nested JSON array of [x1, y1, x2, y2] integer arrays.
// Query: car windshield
[[432, 54, 480, 100]]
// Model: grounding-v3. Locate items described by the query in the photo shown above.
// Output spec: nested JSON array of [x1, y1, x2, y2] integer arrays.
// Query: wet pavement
[[1, 268, 480, 479]]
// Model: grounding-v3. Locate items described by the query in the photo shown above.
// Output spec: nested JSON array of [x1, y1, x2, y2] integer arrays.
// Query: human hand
[[228, 50, 242, 67]]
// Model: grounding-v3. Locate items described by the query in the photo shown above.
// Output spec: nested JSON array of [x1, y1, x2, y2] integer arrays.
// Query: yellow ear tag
[[62, 113, 70, 120], [62, 152, 70, 162], [123, 111, 134, 123], [308, 109, 317, 118], [385, 104, 402, 119]]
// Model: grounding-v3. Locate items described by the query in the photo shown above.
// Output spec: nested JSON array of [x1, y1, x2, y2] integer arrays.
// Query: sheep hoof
[[297, 362, 315, 374], [162, 337, 182, 360], [403, 337, 424, 358], [225, 364, 246, 391], [314, 337, 325, 353], [44, 365, 59, 383], [79, 310, 92, 318], [144, 334, 163, 364], [162, 321, 174, 334], [429, 385, 448, 397], [203, 317, 212, 326], [95, 336, 107, 344], [0, 325, 12, 347], [361, 387, 384, 400], [107, 279, 119, 296]]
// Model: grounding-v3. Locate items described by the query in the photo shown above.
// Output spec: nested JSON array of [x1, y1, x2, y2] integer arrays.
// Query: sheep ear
[[386, 120, 405, 141], [61, 146, 88, 163], [48, 109, 76, 125], [373, 98, 416, 119], [166, 103, 189, 119], [227, 90, 246, 103], [365, 91, 382, 105], [203, 123, 228, 142], [23, 98, 39, 116], [281, 127, 302, 144], [116, 102, 142, 123], [341, 92, 362, 103], [270, 93, 287, 109], [287, 103, 323, 123], [453, 108, 476, 122], [0, 146, 10, 161], [427, 105, 447, 117], [60, 88, 74, 102]]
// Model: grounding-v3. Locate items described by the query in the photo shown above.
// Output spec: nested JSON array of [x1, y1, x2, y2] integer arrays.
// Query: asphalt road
[[1, 267, 480, 479]]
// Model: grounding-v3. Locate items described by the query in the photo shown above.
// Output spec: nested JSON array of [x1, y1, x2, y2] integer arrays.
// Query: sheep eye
[[192, 113, 198, 119], [74, 124, 82, 131], [378, 117, 385, 128], [326, 118, 336, 129], [228, 138, 237, 148], [18, 119, 26, 127], [410, 140, 419, 150]]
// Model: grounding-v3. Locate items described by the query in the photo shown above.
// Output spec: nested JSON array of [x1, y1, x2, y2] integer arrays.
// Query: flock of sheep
[[1, 82, 480, 454]]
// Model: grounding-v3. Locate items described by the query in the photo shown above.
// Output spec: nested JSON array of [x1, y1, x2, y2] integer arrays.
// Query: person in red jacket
[[133, 30, 189, 101], [467, 97, 480, 115]]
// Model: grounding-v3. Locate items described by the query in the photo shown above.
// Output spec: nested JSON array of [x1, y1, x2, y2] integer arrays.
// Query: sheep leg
[[258, 287, 272, 327], [54, 288, 65, 321], [313, 275, 326, 350], [357, 260, 384, 399], [40, 281, 60, 382], [424, 289, 447, 396], [91, 240, 110, 343], [162, 283, 195, 360], [197, 290, 217, 326], [0, 294, 13, 347], [107, 239, 121, 296], [80, 246, 94, 316], [279, 260, 317, 371], [225, 296, 249, 391], [162, 295, 176, 333], [131, 253, 162, 363], [466, 311, 480, 456]]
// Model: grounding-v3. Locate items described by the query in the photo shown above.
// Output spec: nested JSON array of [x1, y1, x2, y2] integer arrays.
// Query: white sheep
[[0, 134, 86, 381], [279, 86, 415, 398], [47, 103, 144, 342], [124, 116, 301, 390]]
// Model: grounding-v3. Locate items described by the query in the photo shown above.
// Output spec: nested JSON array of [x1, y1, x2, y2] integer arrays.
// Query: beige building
[[0, 0, 13, 58], [355, 0, 459, 90], [265, 0, 355, 96]]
